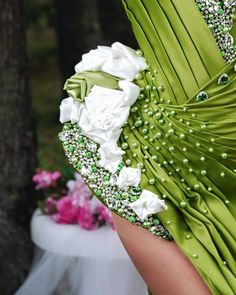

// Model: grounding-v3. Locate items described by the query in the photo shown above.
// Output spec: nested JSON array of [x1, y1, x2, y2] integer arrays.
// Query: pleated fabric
[[119, 1, 236, 294]]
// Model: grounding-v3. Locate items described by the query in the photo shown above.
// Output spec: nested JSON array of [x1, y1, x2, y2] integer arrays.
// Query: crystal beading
[[196, 0, 236, 63], [59, 122, 173, 240]]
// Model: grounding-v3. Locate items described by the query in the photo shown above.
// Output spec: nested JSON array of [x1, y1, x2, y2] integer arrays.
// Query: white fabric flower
[[59, 97, 81, 123], [78, 81, 140, 145], [75, 42, 147, 81], [98, 143, 125, 173], [129, 189, 168, 221], [116, 167, 141, 189]]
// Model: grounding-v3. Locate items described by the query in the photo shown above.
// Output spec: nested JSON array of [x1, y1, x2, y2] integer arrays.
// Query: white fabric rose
[[78, 81, 140, 145], [129, 190, 167, 221], [75, 42, 147, 81], [116, 167, 141, 189], [59, 97, 81, 123], [98, 143, 125, 173]]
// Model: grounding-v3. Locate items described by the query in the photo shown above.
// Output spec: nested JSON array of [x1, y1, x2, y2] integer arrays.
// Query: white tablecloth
[[16, 210, 148, 295]]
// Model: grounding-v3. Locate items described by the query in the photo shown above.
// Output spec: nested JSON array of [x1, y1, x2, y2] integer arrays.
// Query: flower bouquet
[[33, 169, 114, 230]]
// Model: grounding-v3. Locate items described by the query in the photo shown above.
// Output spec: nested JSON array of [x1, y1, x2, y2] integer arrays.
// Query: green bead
[[121, 142, 129, 150], [141, 128, 149, 135], [136, 49, 143, 56], [118, 163, 123, 171], [91, 166, 97, 172], [183, 159, 189, 164], [125, 159, 132, 166], [76, 162, 82, 169], [220, 172, 225, 177], [135, 120, 143, 127], [68, 146, 75, 153], [180, 201, 186, 208], [131, 142, 138, 148], [130, 196, 138, 202], [221, 153, 228, 159], [95, 190, 102, 196], [128, 216, 136, 223], [153, 219, 160, 225], [135, 73, 142, 80], [143, 222, 151, 228], [155, 112, 162, 119], [194, 184, 200, 190], [102, 176, 109, 182], [145, 85, 152, 91], [185, 233, 191, 239], [201, 170, 207, 176], [115, 193, 121, 200], [131, 106, 139, 113], [148, 178, 155, 185], [86, 151, 92, 158]]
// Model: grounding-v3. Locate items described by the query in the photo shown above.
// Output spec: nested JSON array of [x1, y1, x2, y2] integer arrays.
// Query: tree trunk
[[55, 0, 137, 80], [0, 0, 37, 293]]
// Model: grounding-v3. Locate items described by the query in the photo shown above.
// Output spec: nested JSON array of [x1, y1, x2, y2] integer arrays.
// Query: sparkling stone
[[80, 165, 92, 176], [218, 73, 230, 85]]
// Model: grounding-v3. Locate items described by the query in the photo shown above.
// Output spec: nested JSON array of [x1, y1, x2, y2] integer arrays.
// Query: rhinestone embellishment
[[196, 91, 209, 101], [59, 122, 173, 240], [217, 73, 230, 85], [196, 0, 236, 63]]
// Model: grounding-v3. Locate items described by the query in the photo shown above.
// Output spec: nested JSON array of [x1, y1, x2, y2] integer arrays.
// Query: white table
[[16, 210, 148, 295]]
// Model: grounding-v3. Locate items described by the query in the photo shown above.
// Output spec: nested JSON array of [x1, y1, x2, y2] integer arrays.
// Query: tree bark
[[55, 0, 137, 80], [0, 0, 37, 293]]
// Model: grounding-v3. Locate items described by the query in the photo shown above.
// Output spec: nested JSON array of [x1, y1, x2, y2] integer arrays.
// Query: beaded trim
[[196, 0, 236, 63], [58, 123, 173, 240]]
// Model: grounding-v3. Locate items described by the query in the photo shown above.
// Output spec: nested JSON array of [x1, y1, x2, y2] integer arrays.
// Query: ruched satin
[[119, 1, 236, 294], [64, 71, 119, 101]]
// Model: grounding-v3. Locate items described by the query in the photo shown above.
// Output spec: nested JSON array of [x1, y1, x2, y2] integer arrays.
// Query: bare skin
[[112, 213, 212, 295]]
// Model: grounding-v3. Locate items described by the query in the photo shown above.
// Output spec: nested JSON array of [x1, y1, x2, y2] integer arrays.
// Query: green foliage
[[25, 0, 56, 27]]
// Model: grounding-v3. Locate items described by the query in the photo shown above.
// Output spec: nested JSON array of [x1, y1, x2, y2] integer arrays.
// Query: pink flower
[[66, 173, 92, 206], [52, 196, 78, 224], [77, 206, 97, 230], [45, 197, 57, 214], [97, 205, 114, 229], [33, 170, 61, 190]]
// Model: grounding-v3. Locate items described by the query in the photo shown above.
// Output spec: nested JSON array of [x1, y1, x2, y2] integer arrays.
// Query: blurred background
[[0, 0, 137, 293]]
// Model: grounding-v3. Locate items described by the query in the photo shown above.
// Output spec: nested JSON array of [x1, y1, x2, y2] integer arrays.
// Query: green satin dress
[[119, 1, 236, 294], [60, 1, 236, 294]]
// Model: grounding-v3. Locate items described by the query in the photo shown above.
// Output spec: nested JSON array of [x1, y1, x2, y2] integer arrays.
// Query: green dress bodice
[[118, 1, 236, 294]]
